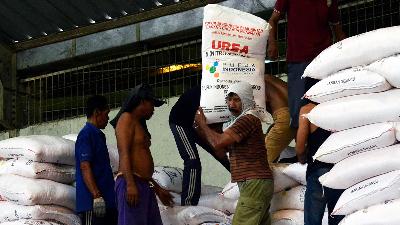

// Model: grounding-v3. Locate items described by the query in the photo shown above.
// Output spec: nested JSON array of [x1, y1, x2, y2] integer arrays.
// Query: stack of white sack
[[62, 134, 119, 173], [154, 166, 233, 225], [0, 135, 80, 225], [158, 163, 309, 225], [301, 26, 400, 225], [269, 163, 329, 225]]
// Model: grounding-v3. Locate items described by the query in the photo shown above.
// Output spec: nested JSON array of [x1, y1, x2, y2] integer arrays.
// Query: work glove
[[93, 197, 106, 217]]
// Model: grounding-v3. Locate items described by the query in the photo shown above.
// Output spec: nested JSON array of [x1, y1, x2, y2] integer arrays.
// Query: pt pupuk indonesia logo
[[206, 61, 220, 78]]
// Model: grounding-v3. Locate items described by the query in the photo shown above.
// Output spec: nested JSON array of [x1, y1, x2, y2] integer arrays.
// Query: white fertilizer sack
[[0, 201, 80, 225], [0, 220, 64, 225], [304, 67, 391, 103], [271, 164, 299, 193], [338, 198, 400, 225], [107, 144, 119, 172], [303, 26, 400, 79], [314, 122, 397, 163], [367, 53, 400, 88], [176, 206, 231, 225], [0, 174, 75, 210], [62, 134, 77, 142], [270, 186, 306, 212], [396, 122, 400, 141], [221, 182, 240, 200], [271, 210, 303, 225], [152, 166, 183, 193], [200, 4, 270, 123], [0, 158, 75, 184], [0, 135, 75, 165], [282, 163, 307, 185], [159, 192, 237, 215], [333, 170, 400, 215], [320, 144, 400, 189], [305, 89, 400, 131]]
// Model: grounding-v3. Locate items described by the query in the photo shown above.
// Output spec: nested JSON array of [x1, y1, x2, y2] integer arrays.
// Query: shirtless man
[[110, 84, 174, 225], [264, 74, 296, 163]]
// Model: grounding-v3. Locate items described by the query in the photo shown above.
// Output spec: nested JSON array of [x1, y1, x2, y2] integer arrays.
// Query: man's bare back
[[265, 74, 288, 114]]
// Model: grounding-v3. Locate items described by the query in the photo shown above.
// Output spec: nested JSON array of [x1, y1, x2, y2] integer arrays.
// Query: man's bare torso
[[117, 112, 155, 180], [131, 122, 154, 179]]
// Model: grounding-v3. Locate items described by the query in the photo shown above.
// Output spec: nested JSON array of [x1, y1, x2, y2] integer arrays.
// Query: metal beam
[[14, 0, 224, 51]]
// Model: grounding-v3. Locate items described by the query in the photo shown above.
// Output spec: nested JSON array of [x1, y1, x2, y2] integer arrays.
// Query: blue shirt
[[75, 122, 116, 213]]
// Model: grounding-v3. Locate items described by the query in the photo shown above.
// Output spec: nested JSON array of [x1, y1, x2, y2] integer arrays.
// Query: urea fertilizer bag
[[332, 170, 400, 215], [338, 198, 400, 225], [200, 4, 270, 123], [0, 135, 75, 165], [319, 144, 400, 189], [0, 158, 75, 184], [367, 53, 400, 88], [305, 89, 400, 131], [303, 26, 400, 80], [313, 122, 397, 163], [0, 174, 75, 210], [0, 201, 80, 225], [304, 67, 391, 103], [270, 185, 306, 212]]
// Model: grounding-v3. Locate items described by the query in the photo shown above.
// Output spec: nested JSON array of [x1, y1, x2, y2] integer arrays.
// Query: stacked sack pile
[[157, 162, 324, 225], [0, 135, 80, 225], [219, 163, 329, 225], [301, 25, 400, 225], [151, 166, 235, 225]]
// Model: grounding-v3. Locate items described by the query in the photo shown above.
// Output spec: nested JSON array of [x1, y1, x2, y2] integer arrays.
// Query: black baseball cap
[[110, 83, 165, 128]]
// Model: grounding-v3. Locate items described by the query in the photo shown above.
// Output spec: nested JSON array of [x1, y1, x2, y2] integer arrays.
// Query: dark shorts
[[115, 176, 162, 225], [287, 62, 310, 128]]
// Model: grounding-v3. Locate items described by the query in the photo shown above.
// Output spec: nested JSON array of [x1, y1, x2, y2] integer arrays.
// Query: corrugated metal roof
[[0, 0, 186, 45]]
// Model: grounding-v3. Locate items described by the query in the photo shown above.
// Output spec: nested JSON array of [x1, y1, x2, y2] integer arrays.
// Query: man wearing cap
[[110, 84, 174, 225], [194, 81, 274, 225], [75, 95, 117, 225]]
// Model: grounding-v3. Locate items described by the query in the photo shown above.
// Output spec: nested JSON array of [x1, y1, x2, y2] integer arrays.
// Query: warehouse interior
[[0, 0, 399, 186]]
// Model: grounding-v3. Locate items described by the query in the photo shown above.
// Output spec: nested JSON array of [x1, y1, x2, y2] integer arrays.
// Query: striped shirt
[[225, 114, 273, 182]]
